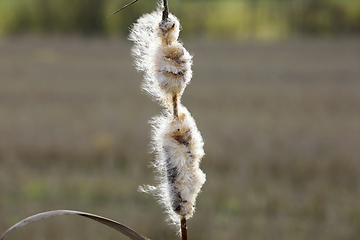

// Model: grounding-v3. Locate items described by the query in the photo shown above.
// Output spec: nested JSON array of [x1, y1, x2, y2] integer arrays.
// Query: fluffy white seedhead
[[157, 17, 180, 44], [129, 6, 192, 107], [146, 105, 206, 229], [132, 2, 205, 234]]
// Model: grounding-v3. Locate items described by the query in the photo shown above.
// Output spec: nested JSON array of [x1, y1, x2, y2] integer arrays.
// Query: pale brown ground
[[0, 36, 360, 240]]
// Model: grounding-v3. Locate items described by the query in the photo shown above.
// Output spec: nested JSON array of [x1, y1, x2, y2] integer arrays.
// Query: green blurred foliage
[[0, 0, 359, 38], [289, 0, 360, 36]]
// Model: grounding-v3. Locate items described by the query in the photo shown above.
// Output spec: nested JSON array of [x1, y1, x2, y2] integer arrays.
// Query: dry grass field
[[0, 36, 360, 240]]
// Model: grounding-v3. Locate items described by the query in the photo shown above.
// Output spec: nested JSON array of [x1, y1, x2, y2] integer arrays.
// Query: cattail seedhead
[[129, 6, 192, 107], [150, 105, 205, 227], [131, 1, 206, 233]]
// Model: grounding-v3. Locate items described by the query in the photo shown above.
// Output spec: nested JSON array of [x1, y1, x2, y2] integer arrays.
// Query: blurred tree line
[[0, 0, 359, 39]]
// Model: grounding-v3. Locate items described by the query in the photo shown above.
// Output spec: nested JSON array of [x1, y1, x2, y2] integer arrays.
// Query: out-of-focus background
[[1, 0, 360, 38], [1, 0, 360, 240]]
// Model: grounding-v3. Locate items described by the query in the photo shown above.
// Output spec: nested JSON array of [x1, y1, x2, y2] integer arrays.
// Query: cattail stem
[[173, 94, 178, 118], [162, 0, 169, 21], [181, 218, 188, 240]]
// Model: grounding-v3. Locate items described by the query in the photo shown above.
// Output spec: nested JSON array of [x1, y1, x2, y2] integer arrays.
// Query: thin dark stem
[[173, 94, 178, 118], [162, 0, 169, 21], [181, 218, 188, 240], [107, 0, 139, 18]]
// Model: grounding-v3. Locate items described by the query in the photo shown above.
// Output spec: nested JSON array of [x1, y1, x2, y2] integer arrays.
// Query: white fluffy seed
[[150, 105, 206, 226], [131, 4, 205, 232], [129, 7, 192, 107]]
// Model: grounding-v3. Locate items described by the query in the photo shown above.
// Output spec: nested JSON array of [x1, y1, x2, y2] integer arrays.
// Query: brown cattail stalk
[[181, 218, 188, 240]]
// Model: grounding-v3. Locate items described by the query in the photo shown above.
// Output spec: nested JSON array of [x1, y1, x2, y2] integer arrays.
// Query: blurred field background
[[1, 0, 360, 38], [1, 0, 360, 240]]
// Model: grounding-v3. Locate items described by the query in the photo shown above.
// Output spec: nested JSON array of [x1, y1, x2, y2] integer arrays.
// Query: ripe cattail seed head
[[151, 105, 205, 225], [130, 0, 206, 233], [129, 6, 192, 108]]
